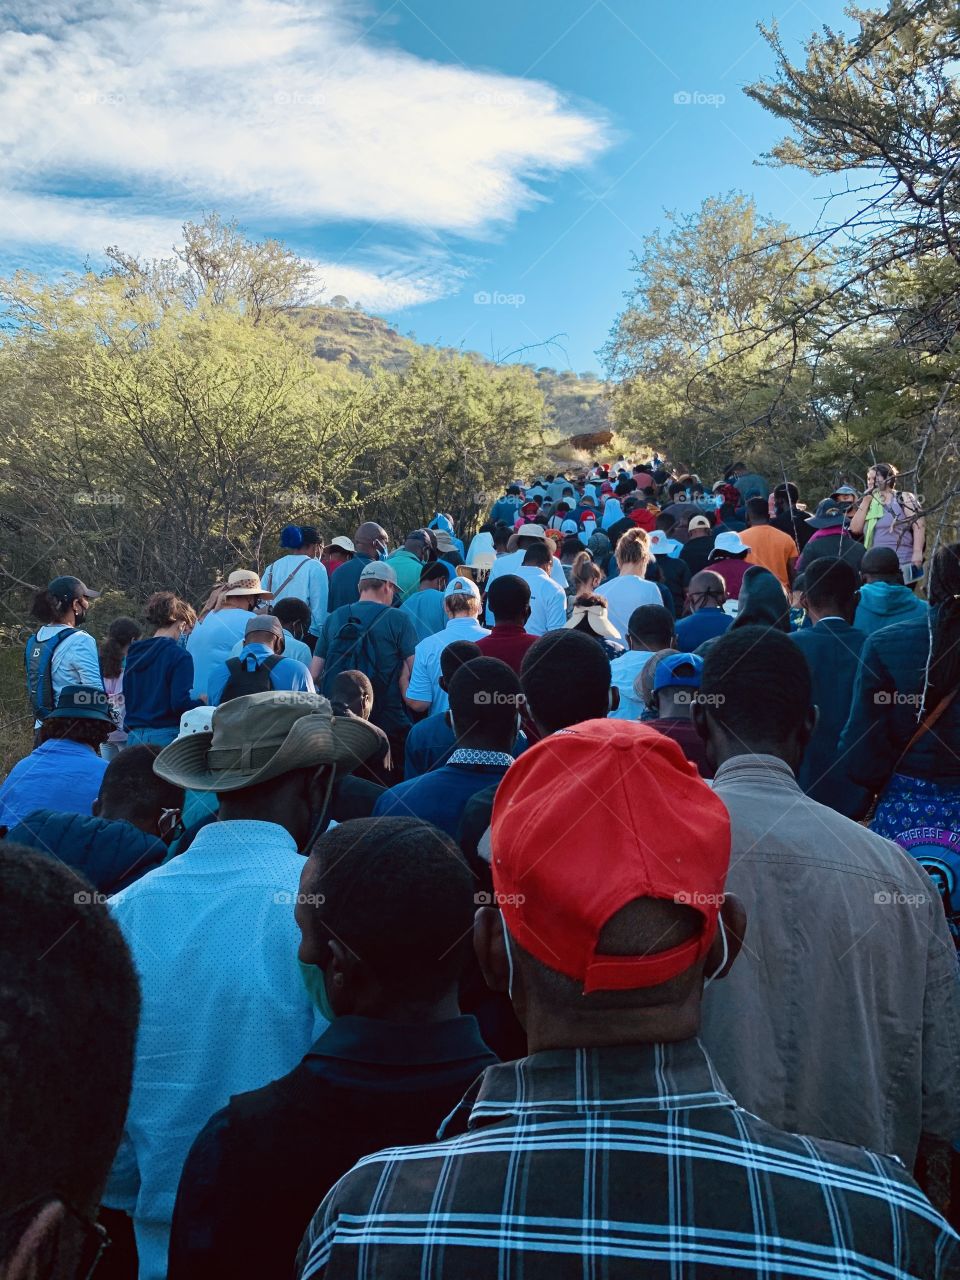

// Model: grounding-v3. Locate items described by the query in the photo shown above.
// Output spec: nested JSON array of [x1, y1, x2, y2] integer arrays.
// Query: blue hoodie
[[853, 581, 929, 638], [7, 809, 167, 893], [123, 635, 201, 729]]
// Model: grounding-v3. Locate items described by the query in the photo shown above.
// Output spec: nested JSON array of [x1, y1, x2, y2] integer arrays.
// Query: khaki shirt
[[701, 753, 960, 1166]]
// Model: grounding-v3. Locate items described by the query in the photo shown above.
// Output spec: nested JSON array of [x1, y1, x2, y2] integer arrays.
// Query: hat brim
[[46, 707, 113, 723], [153, 711, 381, 792], [225, 587, 274, 598], [805, 516, 844, 529]]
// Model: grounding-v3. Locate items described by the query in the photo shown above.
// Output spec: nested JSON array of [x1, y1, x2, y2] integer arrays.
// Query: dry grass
[[0, 646, 33, 781]]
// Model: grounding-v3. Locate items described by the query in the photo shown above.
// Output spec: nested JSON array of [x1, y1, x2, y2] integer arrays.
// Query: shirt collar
[[711, 753, 800, 790], [306, 1014, 491, 1068], [35, 739, 100, 757], [448, 748, 514, 768], [176, 819, 299, 871], [440, 1040, 734, 1136]]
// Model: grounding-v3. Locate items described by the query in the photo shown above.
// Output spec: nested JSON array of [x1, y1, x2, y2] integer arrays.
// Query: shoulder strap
[[262, 654, 284, 672], [270, 556, 311, 598], [226, 657, 244, 674], [892, 687, 960, 773]]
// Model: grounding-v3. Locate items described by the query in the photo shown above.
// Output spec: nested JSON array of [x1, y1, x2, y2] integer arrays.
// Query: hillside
[[294, 303, 612, 437]]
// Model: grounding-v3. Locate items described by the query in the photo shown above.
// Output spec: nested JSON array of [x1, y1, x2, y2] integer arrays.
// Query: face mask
[[177, 630, 189, 649], [702, 916, 729, 990], [299, 959, 335, 1020], [499, 909, 516, 1000]]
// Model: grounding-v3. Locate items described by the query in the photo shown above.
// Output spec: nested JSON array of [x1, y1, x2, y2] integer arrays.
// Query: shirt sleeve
[[545, 584, 567, 632], [289, 661, 316, 694], [172, 649, 203, 718], [550, 558, 568, 591], [309, 562, 330, 639], [405, 645, 435, 703], [61, 631, 104, 690], [100, 1129, 141, 1215], [314, 616, 332, 662]]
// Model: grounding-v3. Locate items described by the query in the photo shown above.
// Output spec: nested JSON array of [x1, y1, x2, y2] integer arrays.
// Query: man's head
[[860, 545, 902, 585], [487, 574, 531, 628], [357, 560, 398, 605], [801, 557, 859, 624], [221, 569, 271, 612], [443, 575, 482, 620], [627, 604, 675, 653], [655, 512, 676, 536], [745, 497, 769, 526], [686, 514, 712, 541], [651, 651, 704, 719], [438, 640, 483, 694], [448, 658, 523, 752], [297, 818, 475, 1021], [0, 843, 139, 1276], [773, 482, 799, 514], [516, 524, 547, 553], [685, 570, 726, 614], [243, 612, 286, 655], [353, 522, 389, 560], [272, 596, 312, 642], [692, 627, 815, 774], [329, 670, 374, 720], [38, 686, 113, 753], [403, 530, 431, 562], [520, 631, 614, 735], [93, 746, 184, 842], [418, 560, 451, 592], [476, 721, 743, 1051], [521, 541, 553, 573]]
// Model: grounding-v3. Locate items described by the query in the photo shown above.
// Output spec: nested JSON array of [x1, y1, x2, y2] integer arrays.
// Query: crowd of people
[[3, 451, 960, 1280]]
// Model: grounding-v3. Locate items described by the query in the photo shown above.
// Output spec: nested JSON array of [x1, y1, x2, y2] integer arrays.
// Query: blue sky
[[0, 0, 851, 372]]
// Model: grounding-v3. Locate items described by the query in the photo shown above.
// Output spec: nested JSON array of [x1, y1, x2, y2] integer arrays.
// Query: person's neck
[[712, 740, 797, 772], [452, 733, 513, 755], [619, 564, 646, 578], [694, 602, 722, 612], [494, 619, 525, 629], [154, 624, 180, 639], [809, 608, 851, 625], [349, 990, 462, 1024], [525, 1004, 700, 1052]]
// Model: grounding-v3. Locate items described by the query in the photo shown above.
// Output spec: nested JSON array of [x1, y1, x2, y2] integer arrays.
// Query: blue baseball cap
[[652, 652, 704, 693]]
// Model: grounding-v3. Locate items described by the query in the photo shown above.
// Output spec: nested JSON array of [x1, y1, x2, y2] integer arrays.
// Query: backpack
[[24, 627, 75, 720], [320, 608, 388, 704], [220, 653, 283, 703]]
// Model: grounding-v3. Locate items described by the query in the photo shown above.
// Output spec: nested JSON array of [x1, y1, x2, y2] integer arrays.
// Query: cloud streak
[[0, 0, 608, 306]]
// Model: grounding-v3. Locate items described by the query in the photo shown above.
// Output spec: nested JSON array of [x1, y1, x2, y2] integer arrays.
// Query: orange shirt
[[739, 524, 797, 587]]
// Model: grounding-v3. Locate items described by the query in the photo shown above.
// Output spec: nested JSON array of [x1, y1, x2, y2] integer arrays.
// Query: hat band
[[582, 925, 714, 994], [207, 741, 289, 772]]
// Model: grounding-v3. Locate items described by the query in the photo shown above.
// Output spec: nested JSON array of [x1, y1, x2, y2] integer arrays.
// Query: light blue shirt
[[229, 628, 312, 668], [0, 738, 107, 829], [401, 588, 449, 642], [185, 607, 251, 699], [262, 554, 329, 637], [608, 649, 656, 721], [484, 548, 567, 624], [207, 642, 315, 705], [405, 616, 490, 715], [103, 820, 322, 1280]]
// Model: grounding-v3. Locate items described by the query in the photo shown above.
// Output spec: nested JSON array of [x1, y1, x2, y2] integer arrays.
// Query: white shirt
[[230, 628, 312, 668], [485, 549, 567, 625], [510, 565, 568, 636], [406, 616, 490, 714], [608, 649, 656, 721], [103, 820, 321, 1280], [262, 554, 329, 638], [598, 575, 663, 644], [185, 608, 251, 698], [33, 624, 103, 725]]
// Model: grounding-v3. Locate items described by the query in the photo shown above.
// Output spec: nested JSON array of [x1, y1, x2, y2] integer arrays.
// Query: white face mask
[[499, 910, 516, 1000], [702, 916, 729, 990]]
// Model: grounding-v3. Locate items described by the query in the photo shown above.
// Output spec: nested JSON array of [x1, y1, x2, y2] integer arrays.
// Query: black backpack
[[320, 608, 388, 703], [220, 653, 283, 703]]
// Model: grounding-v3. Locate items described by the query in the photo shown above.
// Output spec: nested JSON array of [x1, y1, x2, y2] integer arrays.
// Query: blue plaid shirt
[[296, 1038, 958, 1278]]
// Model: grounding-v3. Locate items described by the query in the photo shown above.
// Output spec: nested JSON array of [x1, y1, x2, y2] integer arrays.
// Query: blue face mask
[[177, 630, 189, 649], [299, 960, 335, 1020]]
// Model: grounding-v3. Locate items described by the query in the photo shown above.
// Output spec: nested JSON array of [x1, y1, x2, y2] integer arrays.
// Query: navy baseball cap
[[48, 575, 99, 605]]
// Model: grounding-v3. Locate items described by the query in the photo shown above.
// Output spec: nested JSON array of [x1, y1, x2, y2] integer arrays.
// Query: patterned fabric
[[447, 748, 514, 768], [872, 772, 960, 948], [296, 1039, 958, 1279]]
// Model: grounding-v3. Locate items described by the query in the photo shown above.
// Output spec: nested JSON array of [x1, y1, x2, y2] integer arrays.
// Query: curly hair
[[145, 591, 197, 630]]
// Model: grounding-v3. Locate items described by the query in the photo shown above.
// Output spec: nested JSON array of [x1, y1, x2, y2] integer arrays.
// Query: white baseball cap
[[444, 575, 481, 599], [328, 536, 355, 553]]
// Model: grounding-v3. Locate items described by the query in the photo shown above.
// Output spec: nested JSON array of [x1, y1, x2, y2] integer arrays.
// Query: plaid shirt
[[296, 1039, 958, 1279]]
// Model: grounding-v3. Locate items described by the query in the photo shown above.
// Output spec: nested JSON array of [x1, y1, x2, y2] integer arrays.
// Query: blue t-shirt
[[675, 609, 734, 650], [404, 714, 527, 778], [374, 762, 511, 838], [207, 644, 314, 706], [0, 740, 108, 830]]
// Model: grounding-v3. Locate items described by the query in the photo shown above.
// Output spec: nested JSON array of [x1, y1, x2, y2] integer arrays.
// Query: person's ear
[[438, 675, 448, 693], [474, 905, 509, 993], [691, 700, 711, 743], [92, 796, 102, 817], [326, 937, 361, 1016], [4, 1200, 65, 1280], [705, 894, 746, 981], [801, 705, 819, 750]]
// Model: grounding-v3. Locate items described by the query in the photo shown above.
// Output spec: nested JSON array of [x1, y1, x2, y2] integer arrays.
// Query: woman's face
[[868, 467, 891, 491]]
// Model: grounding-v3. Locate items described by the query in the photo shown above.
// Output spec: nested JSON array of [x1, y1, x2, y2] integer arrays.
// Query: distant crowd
[[2, 450, 959, 1280]]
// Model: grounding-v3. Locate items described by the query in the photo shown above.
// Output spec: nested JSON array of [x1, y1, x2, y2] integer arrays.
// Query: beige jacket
[[701, 753, 960, 1166]]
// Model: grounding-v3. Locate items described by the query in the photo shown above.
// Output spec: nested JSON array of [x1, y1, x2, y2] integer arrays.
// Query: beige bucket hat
[[153, 690, 381, 792]]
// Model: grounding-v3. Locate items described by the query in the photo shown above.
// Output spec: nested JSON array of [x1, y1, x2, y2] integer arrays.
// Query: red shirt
[[476, 625, 538, 675], [709, 557, 751, 601], [650, 718, 714, 778]]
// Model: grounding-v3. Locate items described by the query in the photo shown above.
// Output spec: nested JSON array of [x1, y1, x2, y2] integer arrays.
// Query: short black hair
[[305, 818, 475, 996], [98, 745, 183, 822], [273, 596, 312, 631], [0, 842, 139, 1224], [802, 557, 859, 612], [38, 717, 111, 749], [700, 626, 812, 748], [655, 512, 676, 534], [520, 630, 611, 733], [420, 560, 451, 585], [439, 639, 483, 683], [628, 604, 675, 648], [746, 497, 769, 520], [487, 574, 530, 621], [522, 542, 553, 569], [448, 658, 522, 743], [329, 669, 373, 714]]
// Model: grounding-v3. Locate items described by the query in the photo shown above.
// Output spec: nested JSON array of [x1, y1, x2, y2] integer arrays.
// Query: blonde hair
[[571, 551, 602, 593], [615, 526, 650, 570]]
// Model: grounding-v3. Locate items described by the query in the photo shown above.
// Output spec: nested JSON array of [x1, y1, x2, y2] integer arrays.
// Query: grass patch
[[0, 645, 33, 781]]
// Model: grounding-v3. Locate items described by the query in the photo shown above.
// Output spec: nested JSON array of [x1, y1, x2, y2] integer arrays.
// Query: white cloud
[[0, 0, 608, 306]]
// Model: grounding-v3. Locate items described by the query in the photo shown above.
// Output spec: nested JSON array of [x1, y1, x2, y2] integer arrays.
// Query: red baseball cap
[[490, 719, 730, 992]]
